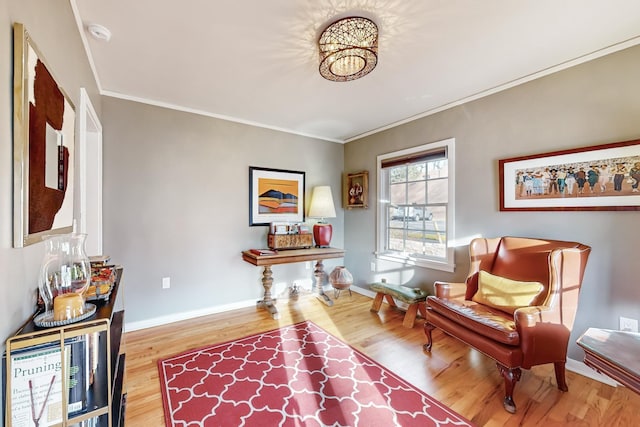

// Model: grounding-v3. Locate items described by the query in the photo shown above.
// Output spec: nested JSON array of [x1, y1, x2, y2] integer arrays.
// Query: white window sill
[[376, 253, 455, 273]]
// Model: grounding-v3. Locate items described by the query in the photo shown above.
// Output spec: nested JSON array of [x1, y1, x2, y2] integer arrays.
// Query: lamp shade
[[308, 186, 337, 220]]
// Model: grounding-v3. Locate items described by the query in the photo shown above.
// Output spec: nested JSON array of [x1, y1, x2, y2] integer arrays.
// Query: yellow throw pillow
[[472, 270, 544, 315]]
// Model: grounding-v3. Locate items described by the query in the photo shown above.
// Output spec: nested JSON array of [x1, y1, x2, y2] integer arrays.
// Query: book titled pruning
[[7, 337, 87, 426]]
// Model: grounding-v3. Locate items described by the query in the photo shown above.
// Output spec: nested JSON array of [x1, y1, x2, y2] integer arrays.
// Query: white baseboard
[[351, 285, 376, 298], [126, 284, 375, 332], [124, 299, 257, 332]]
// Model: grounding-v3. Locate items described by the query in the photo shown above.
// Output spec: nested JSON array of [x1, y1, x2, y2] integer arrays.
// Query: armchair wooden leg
[[423, 322, 435, 352], [497, 364, 521, 414], [554, 361, 569, 392]]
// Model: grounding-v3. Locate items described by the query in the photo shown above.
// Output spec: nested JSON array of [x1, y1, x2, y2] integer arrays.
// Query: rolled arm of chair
[[433, 281, 467, 299], [515, 306, 570, 368]]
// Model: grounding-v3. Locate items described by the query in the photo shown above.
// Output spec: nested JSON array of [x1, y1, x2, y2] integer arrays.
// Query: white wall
[[344, 44, 640, 360]]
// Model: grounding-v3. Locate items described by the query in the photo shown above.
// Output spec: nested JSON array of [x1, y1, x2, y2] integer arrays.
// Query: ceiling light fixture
[[318, 16, 378, 82], [87, 23, 112, 42]]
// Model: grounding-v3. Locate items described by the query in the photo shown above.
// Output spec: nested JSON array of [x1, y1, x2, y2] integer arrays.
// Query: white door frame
[[77, 88, 103, 255]]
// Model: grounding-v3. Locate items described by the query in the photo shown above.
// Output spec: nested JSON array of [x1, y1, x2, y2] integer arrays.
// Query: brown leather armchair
[[423, 236, 591, 413]]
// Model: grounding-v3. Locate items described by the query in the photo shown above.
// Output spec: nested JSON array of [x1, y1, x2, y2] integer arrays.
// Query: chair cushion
[[427, 296, 520, 345], [472, 271, 544, 315]]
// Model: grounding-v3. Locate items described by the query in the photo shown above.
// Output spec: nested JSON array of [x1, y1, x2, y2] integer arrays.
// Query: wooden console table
[[241, 247, 345, 319], [577, 328, 640, 394]]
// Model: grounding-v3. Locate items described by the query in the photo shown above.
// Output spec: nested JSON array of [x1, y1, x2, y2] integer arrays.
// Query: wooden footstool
[[369, 280, 429, 328]]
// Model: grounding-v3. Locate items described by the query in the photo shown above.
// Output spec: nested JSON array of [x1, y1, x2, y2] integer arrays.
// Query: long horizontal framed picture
[[249, 167, 305, 226], [499, 138, 640, 211]]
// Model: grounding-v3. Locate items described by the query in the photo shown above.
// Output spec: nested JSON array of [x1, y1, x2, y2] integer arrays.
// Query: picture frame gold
[[499, 138, 640, 211], [13, 23, 76, 247], [343, 171, 368, 209]]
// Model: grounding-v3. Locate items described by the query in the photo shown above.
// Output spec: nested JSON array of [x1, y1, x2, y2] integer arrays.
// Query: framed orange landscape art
[[249, 167, 305, 226], [499, 138, 640, 211]]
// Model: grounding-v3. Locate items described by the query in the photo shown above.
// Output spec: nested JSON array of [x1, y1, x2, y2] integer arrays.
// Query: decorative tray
[[34, 303, 97, 328], [85, 281, 114, 302], [86, 264, 118, 301]]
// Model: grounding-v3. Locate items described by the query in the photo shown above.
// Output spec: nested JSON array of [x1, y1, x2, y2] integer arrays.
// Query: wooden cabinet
[[3, 267, 125, 427]]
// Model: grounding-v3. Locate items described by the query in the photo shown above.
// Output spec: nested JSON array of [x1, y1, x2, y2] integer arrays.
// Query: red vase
[[313, 223, 332, 247]]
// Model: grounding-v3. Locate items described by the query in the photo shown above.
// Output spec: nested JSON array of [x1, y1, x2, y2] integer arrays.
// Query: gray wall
[[0, 0, 101, 420], [101, 98, 345, 326], [344, 44, 640, 359]]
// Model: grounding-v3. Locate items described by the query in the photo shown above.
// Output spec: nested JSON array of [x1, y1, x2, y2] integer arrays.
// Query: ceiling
[[70, 0, 640, 143]]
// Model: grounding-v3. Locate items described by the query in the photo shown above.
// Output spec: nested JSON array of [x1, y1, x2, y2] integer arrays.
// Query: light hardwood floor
[[124, 291, 640, 426]]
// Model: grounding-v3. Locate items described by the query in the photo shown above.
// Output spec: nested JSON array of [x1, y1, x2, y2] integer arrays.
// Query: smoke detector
[[87, 23, 112, 42]]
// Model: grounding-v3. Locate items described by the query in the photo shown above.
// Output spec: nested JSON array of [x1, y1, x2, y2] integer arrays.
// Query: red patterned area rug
[[158, 320, 474, 427]]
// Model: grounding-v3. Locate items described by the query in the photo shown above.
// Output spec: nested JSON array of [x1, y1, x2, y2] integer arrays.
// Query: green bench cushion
[[370, 282, 429, 304]]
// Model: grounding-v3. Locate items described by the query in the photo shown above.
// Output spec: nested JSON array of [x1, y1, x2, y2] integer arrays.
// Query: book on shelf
[[3, 335, 88, 426], [66, 336, 88, 417], [249, 248, 278, 256]]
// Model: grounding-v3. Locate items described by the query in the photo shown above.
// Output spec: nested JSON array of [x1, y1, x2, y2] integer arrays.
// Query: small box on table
[[268, 233, 313, 250]]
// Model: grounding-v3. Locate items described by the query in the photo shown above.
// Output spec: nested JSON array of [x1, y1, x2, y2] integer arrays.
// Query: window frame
[[376, 138, 456, 272]]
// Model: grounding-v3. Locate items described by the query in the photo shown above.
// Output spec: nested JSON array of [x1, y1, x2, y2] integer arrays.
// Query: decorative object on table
[[248, 248, 278, 256], [308, 186, 337, 247], [269, 221, 289, 234], [86, 264, 116, 301], [34, 302, 97, 327], [329, 266, 353, 298], [38, 233, 92, 325], [343, 171, 368, 209], [268, 233, 313, 250], [249, 167, 305, 226], [88, 254, 111, 266], [158, 321, 473, 427], [318, 17, 378, 82], [267, 221, 313, 250], [269, 221, 311, 235], [12, 23, 76, 248], [499, 137, 640, 211]]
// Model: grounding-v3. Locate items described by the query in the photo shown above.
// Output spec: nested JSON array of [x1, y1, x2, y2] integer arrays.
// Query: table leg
[[256, 265, 279, 319], [314, 260, 333, 306]]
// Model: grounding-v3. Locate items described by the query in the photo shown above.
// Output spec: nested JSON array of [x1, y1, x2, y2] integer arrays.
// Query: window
[[376, 138, 455, 272]]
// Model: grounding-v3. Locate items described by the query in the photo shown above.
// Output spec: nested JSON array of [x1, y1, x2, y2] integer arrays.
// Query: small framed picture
[[343, 171, 368, 209]]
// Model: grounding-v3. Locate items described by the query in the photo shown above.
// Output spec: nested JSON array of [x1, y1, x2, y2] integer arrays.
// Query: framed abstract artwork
[[249, 167, 305, 226], [499, 138, 640, 211], [13, 23, 76, 247]]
